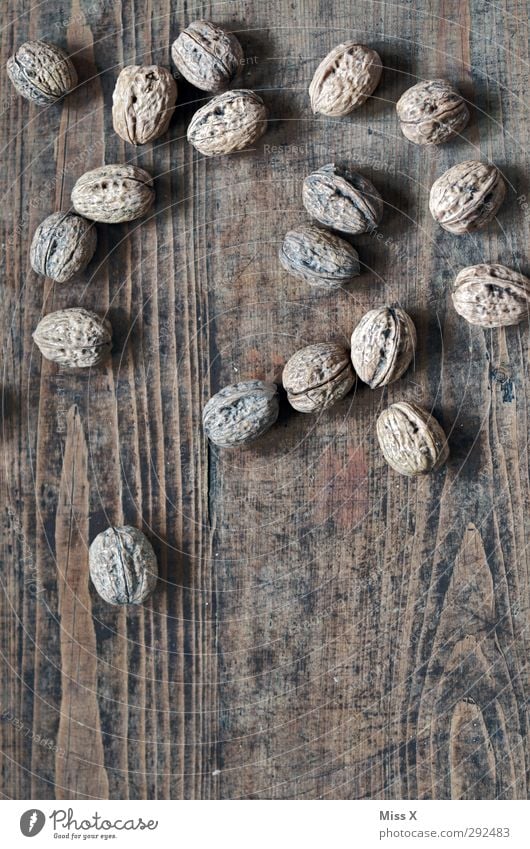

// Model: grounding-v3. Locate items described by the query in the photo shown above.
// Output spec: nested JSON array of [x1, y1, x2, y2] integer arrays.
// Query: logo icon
[[20, 810, 45, 837]]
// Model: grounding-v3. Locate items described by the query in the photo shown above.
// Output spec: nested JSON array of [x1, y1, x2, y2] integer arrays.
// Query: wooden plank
[[0, 0, 529, 800]]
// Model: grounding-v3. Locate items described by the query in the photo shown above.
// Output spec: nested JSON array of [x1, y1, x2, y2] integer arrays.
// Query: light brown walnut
[[377, 402, 449, 476], [452, 264, 530, 327], [309, 43, 382, 116]]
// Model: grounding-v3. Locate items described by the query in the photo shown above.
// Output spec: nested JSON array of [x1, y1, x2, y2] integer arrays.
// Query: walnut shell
[[309, 42, 382, 117], [7, 40, 77, 105], [351, 307, 416, 388], [203, 380, 279, 447], [33, 308, 112, 368], [429, 160, 505, 234], [283, 342, 355, 413], [187, 89, 267, 156], [377, 402, 449, 476], [71, 164, 155, 223], [396, 79, 469, 145], [303, 164, 383, 234], [279, 223, 360, 289], [112, 65, 177, 145], [30, 212, 97, 282], [89, 526, 158, 605], [452, 263, 530, 328], [171, 20, 244, 93]]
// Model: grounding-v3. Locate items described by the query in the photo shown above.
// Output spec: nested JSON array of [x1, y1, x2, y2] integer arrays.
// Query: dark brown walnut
[[112, 65, 177, 145], [279, 224, 360, 289], [283, 342, 355, 413], [351, 307, 416, 388], [203, 380, 279, 447], [89, 526, 158, 605], [309, 42, 382, 117], [396, 79, 469, 145], [7, 40, 77, 105], [377, 402, 449, 476], [71, 164, 155, 223], [171, 20, 244, 93], [303, 164, 383, 234], [429, 160, 505, 234], [33, 308, 112, 368], [187, 89, 267, 156], [30, 212, 97, 282], [452, 263, 530, 327]]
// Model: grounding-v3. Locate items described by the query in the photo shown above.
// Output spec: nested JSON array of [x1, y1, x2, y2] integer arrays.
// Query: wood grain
[[1, 0, 529, 799]]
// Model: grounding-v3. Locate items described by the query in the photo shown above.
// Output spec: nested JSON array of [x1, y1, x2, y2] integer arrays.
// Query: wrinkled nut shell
[[351, 307, 416, 388], [279, 223, 360, 289], [171, 20, 244, 93], [283, 342, 355, 413], [303, 164, 383, 234], [187, 89, 267, 156], [377, 401, 449, 476], [33, 307, 112, 368], [112, 65, 177, 145], [309, 42, 382, 117], [7, 40, 77, 105], [71, 164, 155, 223], [30, 212, 97, 282], [452, 263, 530, 327], [396, 79, 469, 145], [429, 160, 505, 234], [89, 526, 158, 605], [203, 380, 279, 447]]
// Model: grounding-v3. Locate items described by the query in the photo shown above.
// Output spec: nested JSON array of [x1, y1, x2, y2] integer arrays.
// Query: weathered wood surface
[[1, 0, 529, 800]]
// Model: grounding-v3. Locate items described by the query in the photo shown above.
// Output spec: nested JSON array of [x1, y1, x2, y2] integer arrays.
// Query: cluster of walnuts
[[7, 25, 530, 602]]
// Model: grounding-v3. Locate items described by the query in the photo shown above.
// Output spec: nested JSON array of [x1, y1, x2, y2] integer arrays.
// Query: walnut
[[203, 380, 279, 447], [309, 42, 382, 116], [377, 402, 449, 476], [302, 164, 383, 234], [429, 160, 506, 234], [71, 164, 155, 223], [30, 212, 97, 282], [279, 224, 360, 289], [396, 79, 469, 145], [112, 65, 177, 145], [187, 89, 267, 156], [282, 342, 355, 413], [89, 526, 158, 605], [33, 308, 112, 368], [171, 20, 244, 93], [452, 263, 530, 327], [351, 307, 416, 388], [7, 40, 77, 105]]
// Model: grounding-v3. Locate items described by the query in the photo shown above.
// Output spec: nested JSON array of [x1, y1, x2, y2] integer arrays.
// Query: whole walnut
[[203, 380, 279, 447], [89, 526, 158, 605], [283, 342, 355, 413], [30, 212, 97, 282], [187, 89, 267, 156], [303, 164, 383, 234], [171, 20, 244, 92], [309, 42, 382, 116], [71, 164, 155, 223], [33, 308, 112, 368], [396, 79, 469, 145], [351, 307, 416, 388], [429, 160, 505, 234], [279, 224, 360, 289], [452, 263, 530, 327], [377, 401, 449, 476], [112, 65, 177, 144], [7, 40, 77, 105]]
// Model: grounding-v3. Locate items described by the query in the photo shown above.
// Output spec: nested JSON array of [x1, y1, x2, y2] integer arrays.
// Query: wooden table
[[1, 0, 529, 800]]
